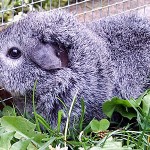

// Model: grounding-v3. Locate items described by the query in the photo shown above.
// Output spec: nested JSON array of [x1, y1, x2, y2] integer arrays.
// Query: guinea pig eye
[[7, 47, 22, 59]]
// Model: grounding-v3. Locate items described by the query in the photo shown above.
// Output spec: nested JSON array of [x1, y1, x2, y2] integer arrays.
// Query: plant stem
[[64, 90, 78, 147]]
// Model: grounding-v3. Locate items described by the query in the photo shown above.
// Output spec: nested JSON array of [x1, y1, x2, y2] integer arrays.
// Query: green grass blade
[[32, 80, 41, 132]]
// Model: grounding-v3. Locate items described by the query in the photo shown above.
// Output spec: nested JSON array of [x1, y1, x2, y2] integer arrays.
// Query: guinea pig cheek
[[0, 54, 23, 68]]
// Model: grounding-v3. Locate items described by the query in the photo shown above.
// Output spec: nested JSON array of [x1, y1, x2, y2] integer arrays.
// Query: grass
[[0, 90, 150, 149]]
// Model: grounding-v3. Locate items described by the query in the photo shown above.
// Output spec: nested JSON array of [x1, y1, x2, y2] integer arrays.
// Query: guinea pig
[[88, 14, 150, 100], [0, 10, 113, 127]]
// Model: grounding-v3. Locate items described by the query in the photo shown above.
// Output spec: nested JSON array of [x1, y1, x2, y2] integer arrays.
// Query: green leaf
[[2, 106, 16, 116], [90, 119, 110, 132], [0, 131, 15, 150], [35, 113, 53, 133], [115, 106, 137, 120], [10, 139, 31, 150], [102, 97, 131, 117], [135, 91, 147, 106], [0, 127, 5, 134], [102, 97, 137, 119], [79, 99, 85, 131], [57, 110, 64, 133], [0, 116, 47, 147], [38, 137, 56, 150], [90, 120, 100, 131], [1, 116, 36, 137], [26, 143, 38, 150], [89, 137, 126, 150], [142, 93, 150, 115]]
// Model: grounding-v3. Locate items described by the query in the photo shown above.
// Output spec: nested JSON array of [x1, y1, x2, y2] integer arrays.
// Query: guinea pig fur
[[0, 10, 113, 127]]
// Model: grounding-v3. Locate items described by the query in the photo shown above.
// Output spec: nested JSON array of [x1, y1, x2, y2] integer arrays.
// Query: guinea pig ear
[[28, 43, 68, 70]]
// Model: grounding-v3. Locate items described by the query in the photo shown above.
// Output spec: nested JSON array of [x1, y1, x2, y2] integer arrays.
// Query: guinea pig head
[[0, 18, 69, 97]]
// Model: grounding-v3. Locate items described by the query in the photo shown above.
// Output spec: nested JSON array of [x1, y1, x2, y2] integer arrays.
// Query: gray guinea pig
[[0, 10, 113, 127], [88, 14, 150, 100]]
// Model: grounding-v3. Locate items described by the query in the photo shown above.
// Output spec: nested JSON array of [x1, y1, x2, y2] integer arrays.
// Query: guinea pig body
[[0, 10, 113, 127], [88, 14, 150, 100], [1, 10, 150, 127]]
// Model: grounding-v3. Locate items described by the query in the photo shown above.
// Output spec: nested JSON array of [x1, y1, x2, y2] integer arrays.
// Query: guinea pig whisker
[[0, 97, 13, 103], [0, 88, 5, 91]]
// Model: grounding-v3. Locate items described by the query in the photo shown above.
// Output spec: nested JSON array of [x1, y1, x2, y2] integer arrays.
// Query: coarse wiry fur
[[0, 10, 113, 127], [87, 14, 150, 100], [0, 10, 150, 127]]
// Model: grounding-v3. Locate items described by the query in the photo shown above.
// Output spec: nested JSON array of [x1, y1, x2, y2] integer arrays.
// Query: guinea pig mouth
[[8, 90, 24, 97], [0, 86, 22, 98], [0, 87, 13, 103]]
